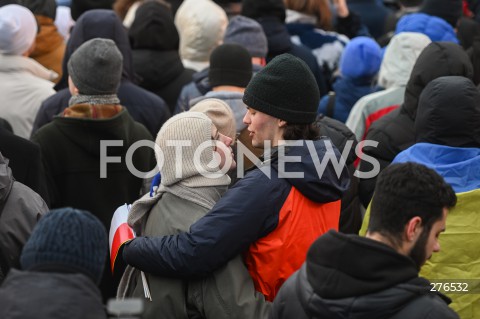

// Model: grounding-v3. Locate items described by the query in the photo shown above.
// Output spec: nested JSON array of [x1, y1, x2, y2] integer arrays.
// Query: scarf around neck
[[68, 94, 120, 106]]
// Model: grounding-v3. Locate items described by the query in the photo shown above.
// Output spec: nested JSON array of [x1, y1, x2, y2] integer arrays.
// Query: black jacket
[[132, 50, 194, 114], [415, 75, 480, 147], [0, 127, 49, 204], [32, 9, 170, 137], [0, 269, 106, 319], [271, 231, 459, 319], [358, 42, 474, 207], [315, 115, 361, 234], [31, 108, 154, 300], [128, 1, 194, 113]]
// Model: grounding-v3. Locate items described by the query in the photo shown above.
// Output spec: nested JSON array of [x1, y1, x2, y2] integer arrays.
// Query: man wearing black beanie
[[123, 53, 350, 303]]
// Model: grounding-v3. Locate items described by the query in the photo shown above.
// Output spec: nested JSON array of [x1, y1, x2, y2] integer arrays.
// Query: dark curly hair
[[368, 162, 456, 247]]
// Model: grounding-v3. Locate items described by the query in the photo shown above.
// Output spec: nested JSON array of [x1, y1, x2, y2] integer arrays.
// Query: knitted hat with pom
[[20, 207, 108, 284], [243, 53, 319, 124]]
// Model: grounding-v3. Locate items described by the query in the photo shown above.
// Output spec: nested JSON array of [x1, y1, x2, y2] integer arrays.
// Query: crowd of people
[[0, 0, 479, 318]]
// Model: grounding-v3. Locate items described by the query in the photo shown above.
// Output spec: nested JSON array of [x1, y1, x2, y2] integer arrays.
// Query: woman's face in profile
[[212, 126, 236, 172]]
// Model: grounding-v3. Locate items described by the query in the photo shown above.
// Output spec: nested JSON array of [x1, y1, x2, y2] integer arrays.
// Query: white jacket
[[0, 54, 57, 138]]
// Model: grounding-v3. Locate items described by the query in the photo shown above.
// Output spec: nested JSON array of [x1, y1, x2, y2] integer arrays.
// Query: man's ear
[[278, 119, 287, 128], [68, 76, 80, 96], [405, 216, 423, 242]]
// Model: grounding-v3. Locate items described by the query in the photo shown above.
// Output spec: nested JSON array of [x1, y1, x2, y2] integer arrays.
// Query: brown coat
[[30, 16, 65, 84]]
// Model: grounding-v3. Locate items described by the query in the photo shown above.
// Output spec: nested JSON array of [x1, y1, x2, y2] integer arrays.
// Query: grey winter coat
[[119, 192, 270, 319], [0, 152, 47, 281]]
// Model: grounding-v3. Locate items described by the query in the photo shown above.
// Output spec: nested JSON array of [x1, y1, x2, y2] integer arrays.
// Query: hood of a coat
[[315, 115, 358, 166], [256, 16, 292, 58], [174, 0, 227, 62], [271, 138, 350, 203], [50, 108, 136, 157], [0, 153, 13, 203], [415, 76, 480, 148], [395, 13, 459, 43], [30, 16, 64, 57], [457, 17, 480, 50], [132, 50, 184, 90], [394, 143, 480, 193], [378, 32, 431, 89], [54, 9, 134, 91], [296, 263, 440, 319], [402, 42, 473, 120], [306, 231, 419, 299], [128, 1, 179, 51]]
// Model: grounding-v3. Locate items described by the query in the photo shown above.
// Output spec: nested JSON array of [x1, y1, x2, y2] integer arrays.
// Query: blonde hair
[[284, 0, 332, 30]]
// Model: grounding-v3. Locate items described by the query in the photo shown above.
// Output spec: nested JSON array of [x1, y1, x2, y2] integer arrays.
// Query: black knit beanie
[[20, 208, 108, 284], [241, 0, 286, 21], [420, 0, 462, 28], [243, 53, 319, 124], [209, 43, 252, 88], [70, 0, 114, 21]]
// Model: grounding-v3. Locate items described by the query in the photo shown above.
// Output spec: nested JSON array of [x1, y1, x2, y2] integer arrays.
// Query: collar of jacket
[[63, 104, 123, 119], [0, 54, 58, 81]]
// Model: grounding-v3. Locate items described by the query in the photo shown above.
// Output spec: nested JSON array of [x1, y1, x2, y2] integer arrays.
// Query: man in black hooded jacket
[[271, 162, 459, 319]]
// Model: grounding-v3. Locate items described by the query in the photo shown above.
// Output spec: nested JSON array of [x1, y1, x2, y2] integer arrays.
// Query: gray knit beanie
[[20, 207, 108, 284], [243, 53, 319, 124], [68, 38, 123, 95], [156, 112, 226, 186], [224, 15, 268, 58]]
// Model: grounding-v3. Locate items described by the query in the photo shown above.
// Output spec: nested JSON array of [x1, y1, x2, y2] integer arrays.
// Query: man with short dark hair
[[270, 162, 459, 319]]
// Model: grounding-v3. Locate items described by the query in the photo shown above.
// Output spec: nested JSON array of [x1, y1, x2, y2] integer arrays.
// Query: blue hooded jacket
[[395, 13, 459, 43], [318, 37, 382, 122]]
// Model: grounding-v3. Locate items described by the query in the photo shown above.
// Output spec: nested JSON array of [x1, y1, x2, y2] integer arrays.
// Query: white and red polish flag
[[109, 204, 135, 273]]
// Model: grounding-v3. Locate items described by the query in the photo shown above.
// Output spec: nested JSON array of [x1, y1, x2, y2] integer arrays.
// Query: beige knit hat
[[189, 98, 236, 141], [156, 112, 226, 187]]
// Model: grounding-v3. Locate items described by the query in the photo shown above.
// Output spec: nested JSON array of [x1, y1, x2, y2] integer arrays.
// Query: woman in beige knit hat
[[118, 106, 270, 318]]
